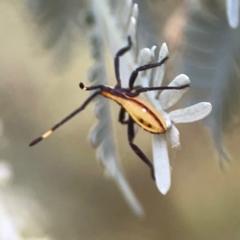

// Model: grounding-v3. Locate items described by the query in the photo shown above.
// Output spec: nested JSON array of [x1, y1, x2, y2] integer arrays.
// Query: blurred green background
[[1, 0, 240, 240]]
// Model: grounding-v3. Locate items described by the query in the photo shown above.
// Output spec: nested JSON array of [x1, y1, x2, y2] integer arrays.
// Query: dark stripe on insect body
[[128, 98, 165, 132]]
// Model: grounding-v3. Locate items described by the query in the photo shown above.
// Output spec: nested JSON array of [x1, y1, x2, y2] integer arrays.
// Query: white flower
[[131, 42, 212, 194], [149, 73, 212, 194]]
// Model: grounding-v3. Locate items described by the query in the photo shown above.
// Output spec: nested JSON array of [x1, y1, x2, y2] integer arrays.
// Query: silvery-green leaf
[[96, 141, 144, 217], [159, 74, 190, 110], [179, 5, 240, 164], [87, 64, 104, 83], [89, 119, 108, 149], [92, 0, 138, 88], [90, 0, 144, 216], [112, 167, 144, 217], [152, 134, 171, 195], [169, 102, 212, 123], [93, 97, 108, 118]]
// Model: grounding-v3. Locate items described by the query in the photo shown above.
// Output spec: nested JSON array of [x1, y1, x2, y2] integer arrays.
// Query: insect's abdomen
[[122, 99, 167, 133], [101, 91, 167, 134]]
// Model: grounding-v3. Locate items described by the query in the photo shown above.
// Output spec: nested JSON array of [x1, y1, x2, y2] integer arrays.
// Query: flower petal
[[167, 125, 181, 148], [169, 102, 212, 123], [138, 48, 153, 66], [121, 0, 133, 29], [152, 134, 171, 194], [226, 0, 239, 28], [127, 16, 137, 51], [137, 48, 154, 87], [159, 74, 190, 110], [152, 43, 168, 89]]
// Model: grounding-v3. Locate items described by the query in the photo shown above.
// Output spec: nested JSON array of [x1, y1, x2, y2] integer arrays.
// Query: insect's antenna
[[129, 56, 169, 89], [114, 36, 132, 87], [79, 82, 103, 91], [29, 91, 100, 147]]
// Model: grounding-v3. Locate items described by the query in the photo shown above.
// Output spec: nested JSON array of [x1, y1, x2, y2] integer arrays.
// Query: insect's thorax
[[101, 90, 167, 134]]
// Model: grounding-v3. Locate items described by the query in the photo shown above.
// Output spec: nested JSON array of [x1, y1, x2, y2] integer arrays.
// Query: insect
[[29, 36, 189, 179]]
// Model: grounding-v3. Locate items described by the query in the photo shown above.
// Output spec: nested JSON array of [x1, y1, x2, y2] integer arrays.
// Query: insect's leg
[[118, 107, 128, 124], [134, 84, 190, 95], [127, 117, 155, 180], [29, 91, 100, 146], [126, 83, 190, 97], [129, 56, 169, 89], [114, 36, 132, 87]]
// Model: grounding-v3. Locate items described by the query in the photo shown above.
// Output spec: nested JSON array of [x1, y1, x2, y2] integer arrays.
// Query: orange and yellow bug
[[29, 36, 189, 179]]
